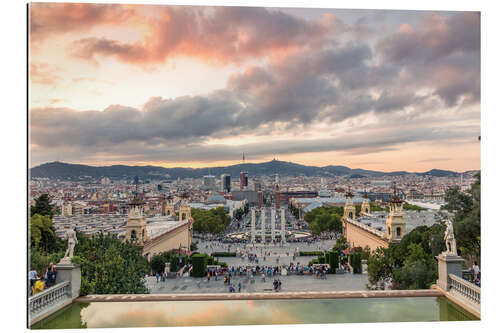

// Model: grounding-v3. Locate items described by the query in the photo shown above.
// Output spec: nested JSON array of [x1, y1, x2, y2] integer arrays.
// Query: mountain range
[[29, 160, 476, 181]]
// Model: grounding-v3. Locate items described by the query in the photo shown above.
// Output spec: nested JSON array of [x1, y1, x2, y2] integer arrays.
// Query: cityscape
[[27, 2, 481, 330]]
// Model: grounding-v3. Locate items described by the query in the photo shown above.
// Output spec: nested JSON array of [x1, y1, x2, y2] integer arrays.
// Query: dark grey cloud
[[376, 12, 480, 107], [31, 123, 478, 166], [376, 12, 479, 65], [30, 91, 244, 148]]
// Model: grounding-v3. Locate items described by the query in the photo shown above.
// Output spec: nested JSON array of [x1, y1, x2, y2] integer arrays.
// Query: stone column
[[55, 261, 81, 300], [261, 207, 266, 243], [436, 253, 465, 291], [281, 207, 286, 244], [271, 208, 276, 242], [250, 208, 256, 243]]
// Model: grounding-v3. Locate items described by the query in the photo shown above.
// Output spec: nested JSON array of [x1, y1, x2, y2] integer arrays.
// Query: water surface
[[32, 297, 478, 329]]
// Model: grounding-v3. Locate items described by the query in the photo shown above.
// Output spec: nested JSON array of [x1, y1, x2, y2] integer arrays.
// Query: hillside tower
[[361, 192, 370, 215], [125, 195, 149, 246], [385, 185, 406, 241], [343, 189, 356, 220]]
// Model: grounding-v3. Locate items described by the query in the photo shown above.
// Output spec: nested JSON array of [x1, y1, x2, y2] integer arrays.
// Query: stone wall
[[143, 222, 192, 260], [343, 219, 389, 252]]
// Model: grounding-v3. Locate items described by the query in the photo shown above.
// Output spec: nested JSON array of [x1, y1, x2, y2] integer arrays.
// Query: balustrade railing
[[449, 274, 480, 304], [29, 281, 70, 317], [346, 218, 385, 238]]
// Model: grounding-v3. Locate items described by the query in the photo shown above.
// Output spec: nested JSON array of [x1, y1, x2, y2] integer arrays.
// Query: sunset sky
[[28, 3, 480, 172]]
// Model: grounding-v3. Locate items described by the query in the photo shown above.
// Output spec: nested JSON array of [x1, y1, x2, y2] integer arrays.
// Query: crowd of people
[[28, 263, 57, 296]]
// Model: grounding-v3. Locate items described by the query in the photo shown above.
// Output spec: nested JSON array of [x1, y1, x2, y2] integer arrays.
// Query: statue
[[443, 219, 457, 256], [64, 228, 78, 259]]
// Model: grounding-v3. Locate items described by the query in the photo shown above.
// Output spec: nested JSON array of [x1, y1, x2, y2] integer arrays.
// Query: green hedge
[[211, 252, 237, 257], [318, 256, 326, 264], [299, 251, 324, 256], [308, 259, 319, 267], [191, 254, 207, 277], [349, 252, 362, 274], [329, 251, 339, 274], [207, 256, 214, 265]]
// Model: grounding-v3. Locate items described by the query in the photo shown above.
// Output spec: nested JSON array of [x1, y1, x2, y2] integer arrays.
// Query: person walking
[[238, 282, 242, 292]]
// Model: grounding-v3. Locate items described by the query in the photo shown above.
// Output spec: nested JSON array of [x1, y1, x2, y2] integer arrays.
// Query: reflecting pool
[[32, 296, 478, 329]]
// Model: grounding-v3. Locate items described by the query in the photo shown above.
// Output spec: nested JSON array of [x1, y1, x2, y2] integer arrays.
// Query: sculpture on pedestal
[[64, 228, 78, 259], [444, 219, 457, 256]]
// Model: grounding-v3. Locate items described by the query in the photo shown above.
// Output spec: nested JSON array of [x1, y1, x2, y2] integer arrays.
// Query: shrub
[[308, 259, 319, 267], [318, 256, 326, 264], [299, 251, 324, 256], [329, 251, 339, 273], [350, 252, 362, 274], [191, 254, 207, 277], [71, 256, 82, 266], [210, 252, 237, 257]]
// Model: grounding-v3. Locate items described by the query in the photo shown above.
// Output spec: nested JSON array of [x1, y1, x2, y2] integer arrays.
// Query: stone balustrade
[[449, 274, 480, 304], [29, 281, 70, 320], [345, 217, 385, 238]]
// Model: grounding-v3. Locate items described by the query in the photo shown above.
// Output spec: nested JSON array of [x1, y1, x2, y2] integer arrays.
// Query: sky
[[28, 3, 480, 172]]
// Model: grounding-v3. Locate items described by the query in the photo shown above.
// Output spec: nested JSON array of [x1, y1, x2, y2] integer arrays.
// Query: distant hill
[[29, 160, 471, 181]]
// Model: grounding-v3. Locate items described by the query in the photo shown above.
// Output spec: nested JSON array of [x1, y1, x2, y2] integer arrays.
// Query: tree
[[234, 208, 243, 221], [191, 207, 231, 234], [403, 202, 426, 211], [304, 207, 343, 235], [74, 233, 150, 295], [442, 172, 480, 263], [191, 254, 207, 277], [442, 186, 473, 214], [30, 194, 55, 218], [289, 203, 299, 219], [30, 214, 62, 253], [367, 226, 442, 289], [150, 250, 189, 274], [333, 236, 348, 253], [367, 247, 394, 286]]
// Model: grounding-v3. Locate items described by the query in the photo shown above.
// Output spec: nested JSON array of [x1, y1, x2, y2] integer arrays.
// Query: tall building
[[240, 171, 248, 190], [203, 175, 217, 191], [220, 174, 231, 193]]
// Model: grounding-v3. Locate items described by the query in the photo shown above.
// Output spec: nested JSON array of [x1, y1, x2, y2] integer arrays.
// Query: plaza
[[146, 268, 368, 294]]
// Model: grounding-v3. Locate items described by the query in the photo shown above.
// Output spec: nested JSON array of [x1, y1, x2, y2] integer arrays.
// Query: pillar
[[250, 208, 256, 242], [281, 207, 286, 244], [261, 207, 266, 243], [436, 253, 465, 291], [271, 208, 276, 242], [55, 261, 81, 300]]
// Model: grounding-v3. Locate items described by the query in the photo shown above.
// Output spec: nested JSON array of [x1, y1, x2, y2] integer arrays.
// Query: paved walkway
[[146, 273, 368, 294], [196, 239, 338, 267], [77, 289, 443, 302]]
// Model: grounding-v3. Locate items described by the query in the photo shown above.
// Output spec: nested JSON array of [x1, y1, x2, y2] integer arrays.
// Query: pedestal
[[56, 260, 81, 300], [436, 253, 464, 291]]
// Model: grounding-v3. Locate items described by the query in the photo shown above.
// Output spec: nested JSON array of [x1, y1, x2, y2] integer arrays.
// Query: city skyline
[[29, 4, 480, 172]]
